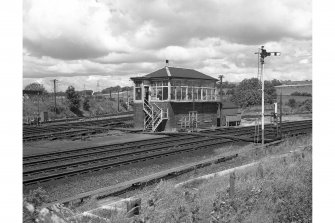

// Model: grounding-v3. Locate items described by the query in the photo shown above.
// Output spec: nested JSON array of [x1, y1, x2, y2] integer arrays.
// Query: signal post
[[255, 46, 281, 145]]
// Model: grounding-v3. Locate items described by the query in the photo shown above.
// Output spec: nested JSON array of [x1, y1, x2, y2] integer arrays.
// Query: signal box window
[[135, 82, 142, 100]]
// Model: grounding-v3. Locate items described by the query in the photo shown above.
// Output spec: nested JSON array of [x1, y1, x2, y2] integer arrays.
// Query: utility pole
[[255, 46, 281, 146], [52, 79, 58, 114], [83, 84, 86, 97], [37, 91, 40, 117], [109, 88, 112, 114], [117, 90, 120, 112], [218, 75, 223, 127], [96, 81, 100, 93]]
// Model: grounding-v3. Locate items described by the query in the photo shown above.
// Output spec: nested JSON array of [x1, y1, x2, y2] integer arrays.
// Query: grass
[[131, 136, 312, 222], [130, 146, 312, 222]]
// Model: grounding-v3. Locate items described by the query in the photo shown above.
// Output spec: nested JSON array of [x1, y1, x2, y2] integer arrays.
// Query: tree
[[216, 81, 236, 89], [101, 85, 123, 94], [231, 78, 261, 107], [83, 97, 90, 111], [24, 82, 48, 95], [264, 81, 279, 104], [121, 86, 133, 91], [226, 88, 235, 95], [287, 98, 297, 109], [300, 99, 312, 112], [231, 78, 281, 107], [270, 79, 282, 87], [65, 86, 82, 116]]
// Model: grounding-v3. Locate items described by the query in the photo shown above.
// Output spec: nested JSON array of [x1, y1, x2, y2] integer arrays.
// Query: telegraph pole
[[117, 90, 120, 112], [109, 88, 112, 114], [218, 75, 223, 126], [37, 91, 40, 117], [83, 84, 86, 97], [96, 81, 100, 93], [255, 46, 281, 146], [52, 79, 58, 114]]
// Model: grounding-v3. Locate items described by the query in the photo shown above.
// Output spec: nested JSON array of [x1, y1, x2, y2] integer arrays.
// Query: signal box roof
[[131, 66, 218, 81]]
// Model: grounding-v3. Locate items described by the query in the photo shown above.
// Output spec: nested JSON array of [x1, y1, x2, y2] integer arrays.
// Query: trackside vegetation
[[128, 148, 312, 223]]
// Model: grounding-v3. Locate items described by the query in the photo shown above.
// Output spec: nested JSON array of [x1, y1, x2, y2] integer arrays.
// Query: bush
[[287, 98, 297, 109], [23, 187, 50, 223], [291, 91, 312, 96], [83, 97, 90, 111], [66, 86, 83, 116], [301, 99, 312, 112]]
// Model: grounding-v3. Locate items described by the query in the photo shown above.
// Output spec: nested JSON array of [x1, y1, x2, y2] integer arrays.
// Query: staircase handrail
[[152, 109, 163, 131], [152, 102, 169, 120], [151, 103, 164, 132], [143, 99, 152, 116], [152, 110, 161, 125], [151, 103, 162, 113], [143, 101, 168, 132], [144, 116, 152, 127]]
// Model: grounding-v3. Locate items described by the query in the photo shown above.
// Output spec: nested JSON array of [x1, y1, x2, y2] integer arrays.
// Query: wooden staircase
[[143, 99, 168, 132]]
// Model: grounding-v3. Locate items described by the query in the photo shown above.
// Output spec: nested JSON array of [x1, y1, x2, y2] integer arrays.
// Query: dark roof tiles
[[134, 67, 218, 81]]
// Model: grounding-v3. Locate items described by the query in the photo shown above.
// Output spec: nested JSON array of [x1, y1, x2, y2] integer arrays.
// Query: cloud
[[112, 0, 311, 46], [23, 0, 312, 87], [23, 0, 131, 60]]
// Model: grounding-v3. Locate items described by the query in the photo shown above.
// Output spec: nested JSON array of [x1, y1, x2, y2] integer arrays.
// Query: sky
[[23, 0, 312, 92]]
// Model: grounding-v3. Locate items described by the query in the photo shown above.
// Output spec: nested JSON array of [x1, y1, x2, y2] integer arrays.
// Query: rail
[[23, 120, 311, 186]]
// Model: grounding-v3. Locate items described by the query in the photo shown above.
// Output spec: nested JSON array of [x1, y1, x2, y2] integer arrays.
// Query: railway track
[[23, 115, 133, 141], [23, 137, 233, 184], [23, 121, 292, 165], [23, 120, 312, 186]]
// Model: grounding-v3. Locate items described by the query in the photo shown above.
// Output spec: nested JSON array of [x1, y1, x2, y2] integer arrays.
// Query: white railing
[[143, 99, 152, 116], [151, 103, 163, 132], [143, 99, 153, 130], [143, 101, 168, 132]]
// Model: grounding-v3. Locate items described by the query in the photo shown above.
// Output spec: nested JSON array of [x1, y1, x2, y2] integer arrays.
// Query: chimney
[[165, 59, 169, 67]]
